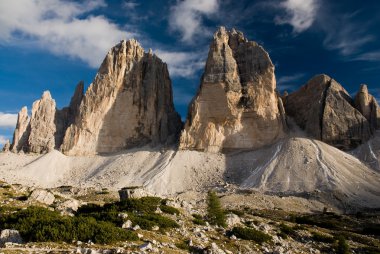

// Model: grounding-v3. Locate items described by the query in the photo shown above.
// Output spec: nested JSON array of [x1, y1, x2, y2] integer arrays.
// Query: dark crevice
[[319, 79, 332, 140]]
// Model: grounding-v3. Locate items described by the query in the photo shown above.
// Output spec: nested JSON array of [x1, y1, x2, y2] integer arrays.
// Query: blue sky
[[0, 0, 380, 147]]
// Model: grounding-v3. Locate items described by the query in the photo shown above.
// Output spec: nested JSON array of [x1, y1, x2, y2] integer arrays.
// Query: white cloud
[[0, 135, 8, 145], [0, 0, 136, 68], [352, 51, 380, 62], [0, 112, 17, 128], [169, 0, 219, 43], [123, 1, 139, 10], [275, 0, 319, 33], [277, 73, 305, 85], [155, 50, 206, 78]]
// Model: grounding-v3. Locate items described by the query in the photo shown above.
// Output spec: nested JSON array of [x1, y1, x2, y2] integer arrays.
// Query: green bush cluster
[[231, 226, 272, 244], [207, 191, 226, 227], [311, 232, 335, 243], [0, 206, 137, 244], [160, 205, 180, 215], [335, 235, 349, 254], [277, 223, 296, 239]]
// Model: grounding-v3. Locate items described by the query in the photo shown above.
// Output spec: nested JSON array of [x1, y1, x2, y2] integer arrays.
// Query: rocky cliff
[[285, 74, 374, 150], [11, 106, 30, 152], [10, 40, 182, 155], [61, 39, 182, 155], [180, 27, 286, 152], [354, 84, 380, 132]]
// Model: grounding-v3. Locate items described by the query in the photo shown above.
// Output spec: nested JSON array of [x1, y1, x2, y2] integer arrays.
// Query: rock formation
[[180, 27, 286, 152], [27, 91, 57, 153], [285, 74, 371, 150], [11, 106, 30, 152], [61, 39, 182, 155], [2, 140, 10, 152], [354, 84, 380, 132]]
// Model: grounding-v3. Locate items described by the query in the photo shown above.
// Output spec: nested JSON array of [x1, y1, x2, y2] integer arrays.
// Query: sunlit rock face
[[61, 39, 182, 155], [180, 27, 286, 153]]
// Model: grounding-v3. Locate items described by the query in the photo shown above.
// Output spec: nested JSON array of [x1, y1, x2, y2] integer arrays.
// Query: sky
[[0, 0, 380, 147]]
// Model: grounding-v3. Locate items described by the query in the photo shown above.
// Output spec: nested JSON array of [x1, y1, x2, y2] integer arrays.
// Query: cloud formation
[[169, 0, 219, 42], [0, 135, 9, 145], [0, 0, 136, 68], [0, 112, 17, 128], [156, 50, 206, 78], [275, 0, 319, 33]]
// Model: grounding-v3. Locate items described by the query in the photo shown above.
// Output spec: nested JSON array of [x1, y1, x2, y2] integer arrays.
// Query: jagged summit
[[284, 74, 379, 150], [180, 27, 286, 152], [10, 38, 182, 155]]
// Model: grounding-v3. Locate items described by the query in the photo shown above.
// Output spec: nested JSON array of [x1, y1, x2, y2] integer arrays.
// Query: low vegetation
[[0, 206, 137, 244], [231, 226, 272, 244], [207, 191, 226, 227]]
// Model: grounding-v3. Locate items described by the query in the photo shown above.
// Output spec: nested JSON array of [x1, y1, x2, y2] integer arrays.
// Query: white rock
[[28, 189, 55, 205], [122, 220, 133, 229], [226, 213, 241, 227], [0, 230, 22, 246], [140, 242, 153, 251]]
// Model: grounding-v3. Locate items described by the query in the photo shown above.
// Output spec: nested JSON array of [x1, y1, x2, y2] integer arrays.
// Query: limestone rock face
[[28, 91, 57, 153], [61, 39, 182, 155], [11, 106, 30, 152], [354, 84, 380, 131], [285, 74, 371, 149], [180, 27, 286, 152]]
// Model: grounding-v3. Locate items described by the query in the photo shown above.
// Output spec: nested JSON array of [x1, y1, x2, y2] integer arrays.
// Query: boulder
[[180, 27, 286, 153], [61, 39, 182, 155], [285, 74, 371, 150], [118, 186, 147, 200], [0, 229, 22, 246], [56, 199, 80, 215], [226, 213, 241, 227], [28, 189, 55, 205]]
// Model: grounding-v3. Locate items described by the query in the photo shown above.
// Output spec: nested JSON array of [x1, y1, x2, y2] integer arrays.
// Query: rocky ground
[[0, 181, 379, 254]]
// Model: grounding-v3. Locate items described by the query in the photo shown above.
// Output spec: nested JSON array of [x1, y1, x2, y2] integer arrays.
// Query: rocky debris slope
[[1, 137, 380, 208], [61, 39, 182, 155], [284, 74, 375, 150], [353, 130, 380, 171], [180, 27, 286, 153]]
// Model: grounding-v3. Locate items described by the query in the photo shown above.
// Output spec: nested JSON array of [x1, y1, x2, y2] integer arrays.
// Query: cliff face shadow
[[95, 55, 182, 155]]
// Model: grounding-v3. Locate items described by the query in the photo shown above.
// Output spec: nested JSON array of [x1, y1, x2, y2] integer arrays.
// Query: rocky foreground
[[0, 182, 379, 254]]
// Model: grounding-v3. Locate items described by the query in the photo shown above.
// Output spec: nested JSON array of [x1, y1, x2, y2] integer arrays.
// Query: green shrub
[[227, 209, 245, 217], [0, 206, 137, 244], [311, 232, 334, 243], [117, 197, 162, 213], [279, 223, 295, 236], [231, 226, 272, 244], [193, 218, 207, 226], [207, 191, 226, 227], [128, 213, 179, 230], [335, 235, 349, 254], [160, 205, 180, 215]]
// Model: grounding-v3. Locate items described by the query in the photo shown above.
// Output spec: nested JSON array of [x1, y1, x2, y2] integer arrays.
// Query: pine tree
[[207, 191, 226, 227]]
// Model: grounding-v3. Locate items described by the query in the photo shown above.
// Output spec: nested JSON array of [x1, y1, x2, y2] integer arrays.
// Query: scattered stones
[[139, 242, 153, 251]]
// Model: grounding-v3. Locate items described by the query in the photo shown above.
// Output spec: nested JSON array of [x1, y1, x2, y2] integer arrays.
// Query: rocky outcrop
[[285, 74, 371, 149], [180, 27, 286, 152], [354, 84, 380, 132], [28, 91, 57, 153], [61, 39, 182, 155], [2, 140, 10, 152], [11, 106, 30, 152], [0, 229, 22, 246]]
